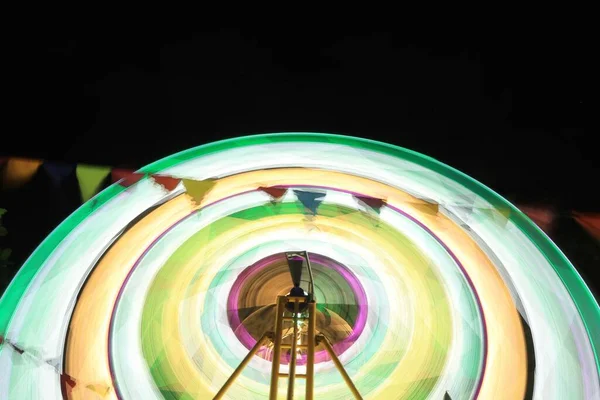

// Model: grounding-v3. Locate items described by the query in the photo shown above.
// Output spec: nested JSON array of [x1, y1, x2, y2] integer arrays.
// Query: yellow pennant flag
[[1, 158, 42, 190], [182, 178, 216, 206], [85, 384, 111, 397], [76, 164, 111, 203], [479, 206, 511, 226]]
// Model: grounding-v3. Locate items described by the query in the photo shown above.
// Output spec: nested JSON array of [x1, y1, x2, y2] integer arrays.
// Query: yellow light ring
[[66, 166, 526, 399]]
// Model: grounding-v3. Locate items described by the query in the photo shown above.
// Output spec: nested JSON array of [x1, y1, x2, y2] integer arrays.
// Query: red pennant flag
[[61, 373, 77, 395], [112, 169, 145, 187], [354, 195, 386, 214], [258, 186, 288, 201], [519, 205, 555, 233], [151, 175, 181, 191], [573, 212, 600, 242]]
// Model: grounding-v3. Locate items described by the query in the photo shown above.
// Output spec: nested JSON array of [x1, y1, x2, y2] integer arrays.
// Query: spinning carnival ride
[[0, 133, 599, 399]]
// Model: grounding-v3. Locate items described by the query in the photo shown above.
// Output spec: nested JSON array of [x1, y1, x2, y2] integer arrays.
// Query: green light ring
[[1, 132, 598, 376]]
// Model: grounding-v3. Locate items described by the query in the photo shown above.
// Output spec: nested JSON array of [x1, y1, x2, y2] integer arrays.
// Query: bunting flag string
[[0, 156, 594, 237], [0, 334, 115, 398]]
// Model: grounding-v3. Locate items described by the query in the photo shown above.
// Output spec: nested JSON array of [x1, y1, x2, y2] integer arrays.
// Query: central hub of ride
[[227, 252, 368, 365]]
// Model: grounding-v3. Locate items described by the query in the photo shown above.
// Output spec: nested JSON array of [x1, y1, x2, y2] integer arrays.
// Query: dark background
[[1, 27, 598, 297]]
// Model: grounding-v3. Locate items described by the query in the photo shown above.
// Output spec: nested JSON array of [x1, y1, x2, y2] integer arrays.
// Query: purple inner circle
[[227, 252, 368, 364]]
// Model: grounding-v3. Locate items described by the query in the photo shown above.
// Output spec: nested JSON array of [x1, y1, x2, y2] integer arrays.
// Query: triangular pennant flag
[[43, 161, 75, 186], [111, 168, 145, 187], [1, 158, 42, 190], [182, 178, 216, 206], [475, 206, 510, 227], [573, 212, 600, 242], [486, 206, 511, 226], [60, 373, 77, 396], [294, 189, 326, 215], [86, 383, 111, 397], [354, 195, 386, 214], [5, 339, 24, 354], [411, 199, 439, 216], [497, 206, 511, 221], [76, 164, 111, 203], [258, 186, 288, 201], [519, 205, 555, 233], [45, 357, 61, 371], [151, 174, 181, 191]]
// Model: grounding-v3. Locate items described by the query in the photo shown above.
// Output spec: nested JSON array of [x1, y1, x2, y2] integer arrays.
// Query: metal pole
[[286, 300, 300, 399], [305, 301, 316, 400], [213, 332, 270, 399], [269, 296, 286, 400], [319, 335, 363, 400], [304, 252, 315, 301]]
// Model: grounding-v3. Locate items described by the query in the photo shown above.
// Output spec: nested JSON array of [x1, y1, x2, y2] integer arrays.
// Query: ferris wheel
[[0, 133, 598, 399]]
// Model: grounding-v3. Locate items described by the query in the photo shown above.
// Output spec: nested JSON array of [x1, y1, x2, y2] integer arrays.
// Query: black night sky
[[1, 27, 598, 295]]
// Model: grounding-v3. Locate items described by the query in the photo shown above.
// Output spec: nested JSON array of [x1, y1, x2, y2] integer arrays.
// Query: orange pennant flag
[[519, 205, 555, 233], [573, 212, 600, 242], [411, 199, 439, 216], [183, 178, 217, 206], [1, 158, 42, 190]]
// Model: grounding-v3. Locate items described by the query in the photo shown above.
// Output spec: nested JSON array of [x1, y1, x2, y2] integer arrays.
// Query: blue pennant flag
[[43, 162, 75, 186], [294, 189, 326, 215]]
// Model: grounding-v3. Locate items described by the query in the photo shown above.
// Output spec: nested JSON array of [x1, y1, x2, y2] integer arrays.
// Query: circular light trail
[[0, 133, 598, 399]]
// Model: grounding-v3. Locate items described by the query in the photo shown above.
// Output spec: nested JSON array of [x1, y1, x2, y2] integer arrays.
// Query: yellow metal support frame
[[213, 295, 362, 400]]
